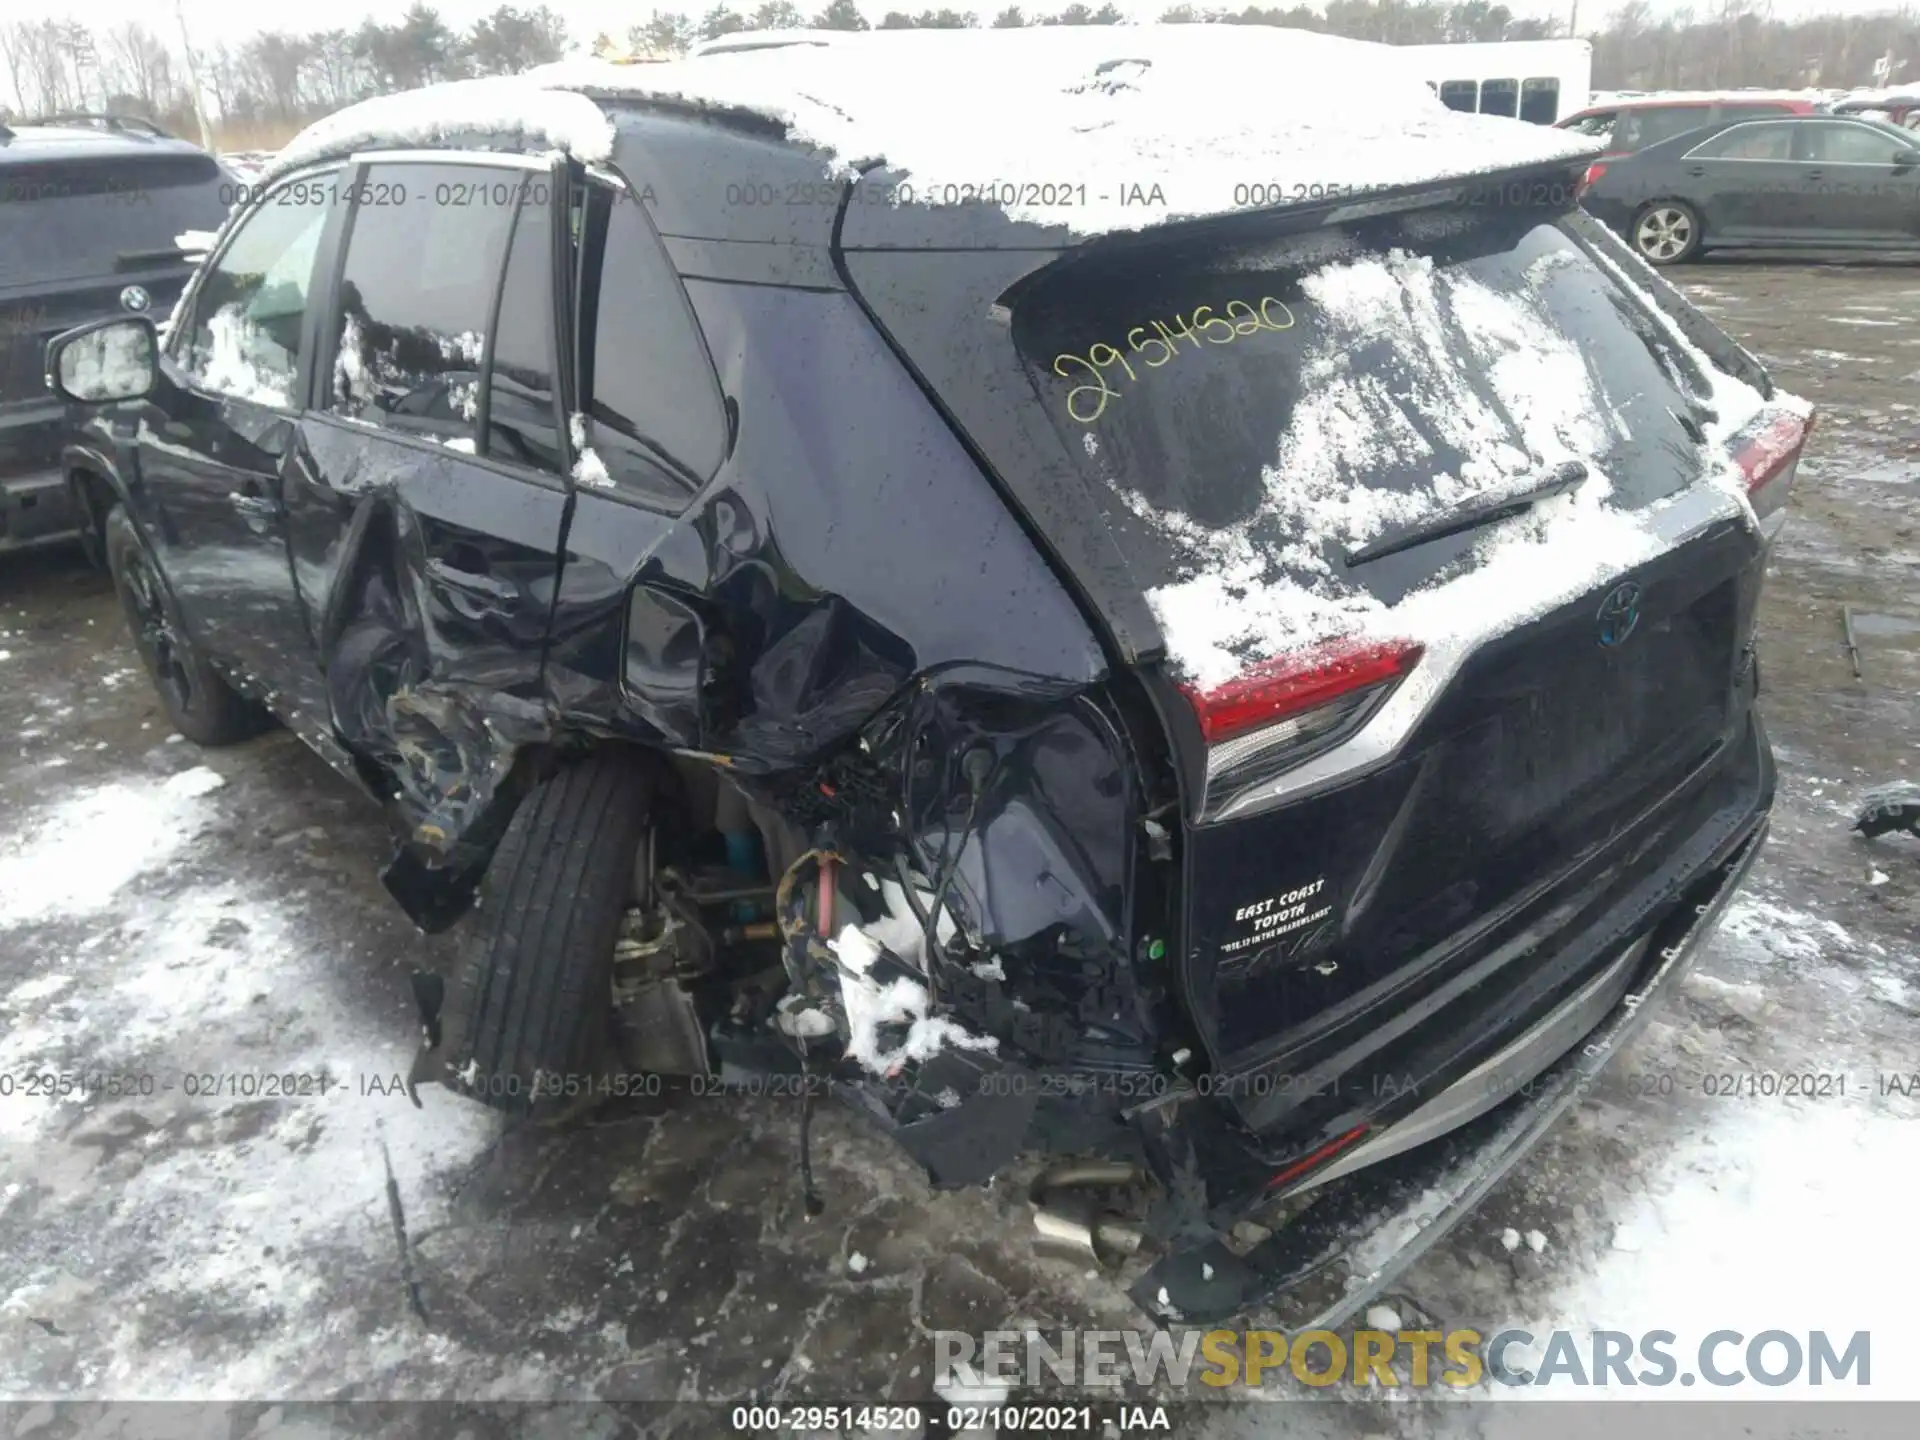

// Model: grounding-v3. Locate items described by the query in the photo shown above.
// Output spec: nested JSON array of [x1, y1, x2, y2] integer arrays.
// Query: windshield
[[1012, 209, 1716, 641]]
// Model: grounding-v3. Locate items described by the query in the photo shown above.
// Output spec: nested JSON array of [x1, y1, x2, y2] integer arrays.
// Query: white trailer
[[1389, 39, 1594, 125]]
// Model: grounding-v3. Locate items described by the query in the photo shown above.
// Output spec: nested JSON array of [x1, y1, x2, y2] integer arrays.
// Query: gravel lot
[[1, 259, 1916, 1437]]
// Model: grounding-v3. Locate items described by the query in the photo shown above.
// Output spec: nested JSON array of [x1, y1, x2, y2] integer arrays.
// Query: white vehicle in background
[[1390, 38, 1593, 125]]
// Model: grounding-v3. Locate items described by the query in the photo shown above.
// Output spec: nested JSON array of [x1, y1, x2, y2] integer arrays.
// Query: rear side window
[[0, 153, 230, 288], [1800, 122, 1911, 164], [1012, 208, 1716, 608], [1691, 123, 1795, 161], [325, 163, 519, 450], [573, 179, 727, 505], [177, 177, 335, 408], [485, 199, 563, 471], [1439, 81, 1478, 114]]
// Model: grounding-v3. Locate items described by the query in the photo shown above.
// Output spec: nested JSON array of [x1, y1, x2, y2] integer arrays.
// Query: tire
[[104, 504, 269, 746], [1631, 201, 1703, 266], [441, 751, 657, 1121]]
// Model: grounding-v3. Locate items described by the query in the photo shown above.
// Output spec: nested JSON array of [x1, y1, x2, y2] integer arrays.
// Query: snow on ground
[[0, 751, 500, 1397]]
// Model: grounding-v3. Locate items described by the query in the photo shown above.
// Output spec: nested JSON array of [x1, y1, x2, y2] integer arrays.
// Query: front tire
[[441, 751, 658, 1121], [1632, 201, 1703, 265], [104, 504, 268, 746]]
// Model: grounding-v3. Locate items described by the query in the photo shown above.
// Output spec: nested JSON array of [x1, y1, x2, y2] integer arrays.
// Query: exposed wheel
[[441, 750, 658, 1121], [104, 504, 268, 746], [1632, 202, 1702, 265]]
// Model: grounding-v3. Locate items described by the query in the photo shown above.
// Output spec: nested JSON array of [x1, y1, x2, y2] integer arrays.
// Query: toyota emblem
[[1597, 582, 1643, 647]]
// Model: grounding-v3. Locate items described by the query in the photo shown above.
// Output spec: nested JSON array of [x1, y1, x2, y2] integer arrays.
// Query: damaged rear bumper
[[1129, 812, 1768, 1326]]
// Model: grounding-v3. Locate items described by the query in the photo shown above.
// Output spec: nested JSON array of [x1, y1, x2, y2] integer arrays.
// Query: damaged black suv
[[47, 37, 1808, 1328]]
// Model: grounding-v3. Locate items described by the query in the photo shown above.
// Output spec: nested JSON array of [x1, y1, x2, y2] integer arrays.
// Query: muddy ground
[[1, 259, 1916, 1438]]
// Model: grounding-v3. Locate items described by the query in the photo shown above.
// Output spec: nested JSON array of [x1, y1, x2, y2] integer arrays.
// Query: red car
[[1557, 94, 1822, 158]]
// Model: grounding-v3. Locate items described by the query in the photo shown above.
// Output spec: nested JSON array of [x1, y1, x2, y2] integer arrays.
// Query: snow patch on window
[[568, 412, 615, 489], [1137, 244, 1656, 689], [1133, 235, 1800, 692], [196, 306, 297, 409], [333, 313, 374, 408]]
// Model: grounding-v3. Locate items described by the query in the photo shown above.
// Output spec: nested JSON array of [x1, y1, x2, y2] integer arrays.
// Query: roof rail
[[25, 112, 172, 138]]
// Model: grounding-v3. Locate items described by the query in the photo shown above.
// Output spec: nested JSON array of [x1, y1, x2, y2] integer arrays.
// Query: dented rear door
[[283, 157, 574, 844]]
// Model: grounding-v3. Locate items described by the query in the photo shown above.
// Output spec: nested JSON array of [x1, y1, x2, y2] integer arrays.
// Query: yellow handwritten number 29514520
[[1052, 297, 1295, 425]]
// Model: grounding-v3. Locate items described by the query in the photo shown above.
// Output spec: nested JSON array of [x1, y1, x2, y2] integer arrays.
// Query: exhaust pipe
[[1029, 1162, 1146, 1269]]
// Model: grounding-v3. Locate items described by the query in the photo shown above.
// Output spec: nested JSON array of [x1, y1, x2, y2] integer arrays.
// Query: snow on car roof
[[270, 25, 1600, 238], [1578, 88, 1829, 111]]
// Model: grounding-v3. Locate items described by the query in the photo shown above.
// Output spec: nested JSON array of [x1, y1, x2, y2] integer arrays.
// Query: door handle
[[1804, 170, 1824, 181], [1687, 165, 1706, 177]]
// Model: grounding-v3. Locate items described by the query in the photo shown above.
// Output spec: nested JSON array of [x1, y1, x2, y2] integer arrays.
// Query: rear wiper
[[115, 247, 188, 270], [1344, 460, 1589, 568]]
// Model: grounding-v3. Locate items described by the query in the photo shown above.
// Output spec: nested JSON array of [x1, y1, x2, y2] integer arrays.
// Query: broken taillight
[[1732, 406, 1814, 522], [1182, 638, 1423, 819]]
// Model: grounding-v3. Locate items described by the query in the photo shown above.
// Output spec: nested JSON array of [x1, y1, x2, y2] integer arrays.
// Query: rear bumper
[[1130, 806, 1770, 1325]]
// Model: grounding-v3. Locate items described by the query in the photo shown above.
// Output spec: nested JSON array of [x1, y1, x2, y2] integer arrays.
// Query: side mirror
[[46, 316, 158, 404], [1895, 150, 1919, 172]]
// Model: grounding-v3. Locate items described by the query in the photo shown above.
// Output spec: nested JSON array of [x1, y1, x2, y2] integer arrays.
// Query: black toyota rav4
[[46, 31, 1808, 1326]]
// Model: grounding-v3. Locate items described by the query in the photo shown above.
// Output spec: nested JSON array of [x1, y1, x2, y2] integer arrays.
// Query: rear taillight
[[1578, 161, 1609, 196], [1181, 638, 1423, 818], [1732, 406, 1814, 522]]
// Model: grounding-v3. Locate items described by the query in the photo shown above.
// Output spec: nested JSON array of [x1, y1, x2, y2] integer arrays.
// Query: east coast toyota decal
[[1216, 877, 1336, 978]]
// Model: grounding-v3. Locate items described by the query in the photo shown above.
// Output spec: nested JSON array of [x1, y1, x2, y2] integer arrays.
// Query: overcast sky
[[23, 0, 1920, 49]]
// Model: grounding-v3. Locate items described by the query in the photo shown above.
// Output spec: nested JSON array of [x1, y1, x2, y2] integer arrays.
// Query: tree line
[[2, 1, 1915, 147]]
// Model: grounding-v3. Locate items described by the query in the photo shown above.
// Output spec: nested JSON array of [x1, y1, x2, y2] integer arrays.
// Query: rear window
[[0, 154, 230, 288], [1012, 207, 1715, 616]]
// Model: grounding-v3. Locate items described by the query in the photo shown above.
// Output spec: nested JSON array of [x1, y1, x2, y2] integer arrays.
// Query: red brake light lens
[[1579, 161, 1609, 195], [1180, 638, 1424, 747], [1732, 407, 1814, 519]]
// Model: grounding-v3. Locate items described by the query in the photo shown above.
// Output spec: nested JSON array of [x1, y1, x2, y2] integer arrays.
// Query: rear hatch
[[1, 150, 225, 422], [842, 175, 1804, 1150]]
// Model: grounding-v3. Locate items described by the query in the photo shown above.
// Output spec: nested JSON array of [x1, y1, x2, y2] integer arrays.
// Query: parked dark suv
[[46, 34, 1808, 1327], [2, 114, 229, 556]]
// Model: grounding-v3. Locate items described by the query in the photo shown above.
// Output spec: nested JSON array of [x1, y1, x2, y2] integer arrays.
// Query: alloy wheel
[[121, 549, 197, 716], [1636, 207, 1693, 262]]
